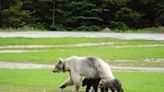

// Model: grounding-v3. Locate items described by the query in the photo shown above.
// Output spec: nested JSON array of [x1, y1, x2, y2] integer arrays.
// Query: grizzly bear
[[99, 79, 123, 92], [52, 56, 115, 91]]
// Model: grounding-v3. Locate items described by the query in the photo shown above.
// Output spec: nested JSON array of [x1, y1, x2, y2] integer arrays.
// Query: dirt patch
[[0, 61, 53, 69], [0, 42, 163, 49], [0, 42, 119, 49], [112, 44, 164, 48], [0, 50, 44, 53], [110, 65, 164, 72], [114, 58, 164, 62], [0, 61, 163, 72], [0, 42, 118, 49]]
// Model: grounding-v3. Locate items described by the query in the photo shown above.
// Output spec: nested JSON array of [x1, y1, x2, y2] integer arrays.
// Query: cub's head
[[52, 58, 65, 73], [99, 79, 107, 88], [99, 79, 114, 88]]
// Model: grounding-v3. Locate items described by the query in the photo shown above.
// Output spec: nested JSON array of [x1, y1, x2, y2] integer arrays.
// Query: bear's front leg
[[86, 85, 91, 92], [70, 70, 81, 91], [60, 77, 74, 89]]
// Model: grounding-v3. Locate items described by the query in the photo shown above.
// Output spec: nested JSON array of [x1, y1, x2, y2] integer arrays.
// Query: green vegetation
[[0, 69, 163, 92], [0, 37, 163, 92], [0, 37, 163, 67], [0, 26, 47, 32], [112, 27, 164, 33], [114, 71, 164, 92], [0, 37, 125, 46], [0, 69, 70, 92], [1, 27, 164, 33], [0, 46, 164, 67], [0, 37, 163, 46], [0, 0, 163, 30]]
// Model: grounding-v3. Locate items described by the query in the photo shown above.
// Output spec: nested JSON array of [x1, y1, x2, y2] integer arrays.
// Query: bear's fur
[[99, 79, 123, 92], [52, 56, 115, 91]]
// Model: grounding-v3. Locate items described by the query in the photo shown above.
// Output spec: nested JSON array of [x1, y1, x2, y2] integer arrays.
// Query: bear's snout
[[52, 70, 57, 73], [52, 67, 59, 73]]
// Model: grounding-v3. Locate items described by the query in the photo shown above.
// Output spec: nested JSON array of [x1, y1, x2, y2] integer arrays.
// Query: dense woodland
[[0, 0, 164, 31]]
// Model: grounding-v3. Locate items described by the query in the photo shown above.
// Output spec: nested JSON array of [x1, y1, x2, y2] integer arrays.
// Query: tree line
[[0, 0, 164, 31]]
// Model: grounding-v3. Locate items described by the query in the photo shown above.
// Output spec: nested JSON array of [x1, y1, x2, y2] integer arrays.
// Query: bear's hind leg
[[93, 86, 98, 92]]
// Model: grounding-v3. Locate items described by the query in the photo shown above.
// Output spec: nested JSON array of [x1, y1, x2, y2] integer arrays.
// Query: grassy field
[[0, 37, 164, 92], [0, 46, 164, 67], [0, 37, 163, 46], [0, 69, 163, 92], [0, 37, 164, 67], [0, 37, 126, 46]]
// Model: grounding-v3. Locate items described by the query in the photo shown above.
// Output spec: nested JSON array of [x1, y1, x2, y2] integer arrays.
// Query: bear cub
[[99, 79, 123, 92], [82, 78, 106, 92]]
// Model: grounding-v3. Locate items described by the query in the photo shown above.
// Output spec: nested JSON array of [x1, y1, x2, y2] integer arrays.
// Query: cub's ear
[[58, 58, 63, 64]]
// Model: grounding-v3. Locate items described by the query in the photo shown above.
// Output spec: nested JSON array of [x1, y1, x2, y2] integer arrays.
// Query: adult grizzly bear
[[52, 56, 115, 91]]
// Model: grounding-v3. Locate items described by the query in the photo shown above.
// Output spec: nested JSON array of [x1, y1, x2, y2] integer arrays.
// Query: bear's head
[[52, 58, 65, 73]]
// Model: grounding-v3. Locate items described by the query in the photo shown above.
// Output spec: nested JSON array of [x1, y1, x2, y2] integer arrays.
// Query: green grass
[[0, 69, 75, 92], [0, 37, 163, 67], [0, 37, 163, 46], [111, 27, 164, 33], [0, 37, 121, 46], [0, 46, 164, 67], [114, 71, 164, 92], [0, 69, 163, 92], [112, 28, 153, 33], [0, 26, 47, 32]]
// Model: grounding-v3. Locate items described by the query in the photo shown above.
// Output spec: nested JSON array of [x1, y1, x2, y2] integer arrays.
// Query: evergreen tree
[[0, 0, 163, 30], [1, 1, 31, 28]]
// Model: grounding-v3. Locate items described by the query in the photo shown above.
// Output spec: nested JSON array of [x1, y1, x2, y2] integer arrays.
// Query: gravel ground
[[0, 61, 163, 72], [0, 31, 164, 40]]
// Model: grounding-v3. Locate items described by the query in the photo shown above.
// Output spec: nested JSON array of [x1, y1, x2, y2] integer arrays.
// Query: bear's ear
[[58, 58, 63, 64]]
